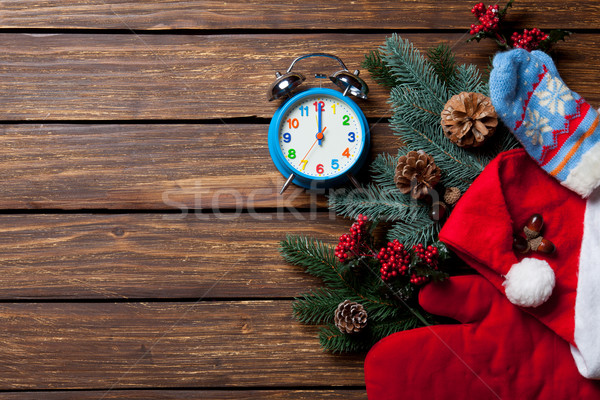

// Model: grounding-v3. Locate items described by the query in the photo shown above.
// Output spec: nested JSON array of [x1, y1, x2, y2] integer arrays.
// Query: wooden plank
[[0, 389, 366, 399], [0, 33, 595, 121], [0, 123, 398, 210], [0, 213, 354, 299], [0, 33, 387, 120], [0, 301, 365, 389], [0, 1, 597, 30], [0, 32, 544, 120]]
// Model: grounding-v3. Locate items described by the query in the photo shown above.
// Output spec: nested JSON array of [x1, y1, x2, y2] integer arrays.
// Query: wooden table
[[0, 1, 598, 398]]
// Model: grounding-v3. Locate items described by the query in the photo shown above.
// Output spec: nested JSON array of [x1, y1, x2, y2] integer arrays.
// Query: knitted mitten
[[490, 49, 600, 198]]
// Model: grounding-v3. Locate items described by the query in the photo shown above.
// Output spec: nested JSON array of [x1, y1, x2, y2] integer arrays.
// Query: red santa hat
[[439, 148, 600, 379]]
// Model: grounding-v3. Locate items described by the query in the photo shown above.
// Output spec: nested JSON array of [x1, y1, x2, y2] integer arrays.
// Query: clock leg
[[279, 173, 296, 195]]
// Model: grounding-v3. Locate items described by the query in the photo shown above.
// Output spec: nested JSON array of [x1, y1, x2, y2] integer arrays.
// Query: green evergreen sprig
[[281, 231, 446, 353], [425, 44, 457, 88], [362, 50, 400, 88]]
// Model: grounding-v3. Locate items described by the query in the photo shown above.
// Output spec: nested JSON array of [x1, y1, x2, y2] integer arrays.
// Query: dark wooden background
[[0, 1, 598, 398]]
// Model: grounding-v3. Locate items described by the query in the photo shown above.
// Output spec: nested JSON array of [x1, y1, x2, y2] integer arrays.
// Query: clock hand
[[317, 102, 323, 145], [301, 140, 318, 165], [301, 127, 327, 164]]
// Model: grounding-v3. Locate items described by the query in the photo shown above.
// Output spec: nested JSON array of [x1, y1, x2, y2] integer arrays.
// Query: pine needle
[[426, 44, 457, 86], [280, 235, 347, 290], [328, 184, 428, 222], [362, 49, 399, 88]]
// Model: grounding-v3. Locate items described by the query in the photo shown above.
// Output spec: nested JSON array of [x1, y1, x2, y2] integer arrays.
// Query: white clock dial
[[278, 94, 364, 179]]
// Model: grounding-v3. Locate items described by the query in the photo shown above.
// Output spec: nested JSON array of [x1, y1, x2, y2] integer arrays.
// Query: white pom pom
[[503, 258, 555, 307]]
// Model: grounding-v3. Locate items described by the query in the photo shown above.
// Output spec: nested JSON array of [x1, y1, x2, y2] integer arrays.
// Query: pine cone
[[441, 92, 498, 148], [443, 187, 462, 206], [395, 150, 441, 200], [334, 300, 368, 334]]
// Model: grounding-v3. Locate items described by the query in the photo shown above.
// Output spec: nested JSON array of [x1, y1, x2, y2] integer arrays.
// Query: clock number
[[348, 132, 355, 142], [287, 118, 299, 129], [282, 132, 292, 143], [331, 104, 336, 114], [331, 159, 339, 169], [313, 101, 325, 112], [300, 105, 309, 117], [288, 149, 296, 159], [316, 164, 324, 174], [342, 148, 351, 158], [299, 159, 308, 171], [342, 115, 350, 125]]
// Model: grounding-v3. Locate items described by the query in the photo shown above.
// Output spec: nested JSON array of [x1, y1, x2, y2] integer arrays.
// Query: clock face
[[277, 93, 365, 179]]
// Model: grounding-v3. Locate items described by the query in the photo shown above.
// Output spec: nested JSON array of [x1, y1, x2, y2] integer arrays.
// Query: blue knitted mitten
[[490, 48, 600, 198]]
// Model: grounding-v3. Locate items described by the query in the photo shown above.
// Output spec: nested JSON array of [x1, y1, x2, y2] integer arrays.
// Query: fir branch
[[426, 44, 457, 87], [389, 89, 486, 192], [328, 184, 428, 222], [369, 316, 425, 341], [448, 63, 487, 96], [280, 235, 347, 290], [381, 34, 448, 107], [319, 324, 369, 353], [293, 288, 346, 325], [362, 49, 400, 88], [318, 314, 434, 353], [387, 217, 439, 249], [282, 236, 406, 320], [370, 153, 399, 191]]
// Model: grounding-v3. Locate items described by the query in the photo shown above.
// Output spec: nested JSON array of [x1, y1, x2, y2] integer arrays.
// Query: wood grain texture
[[0, 33, 594, 121], [0, 213, 355, 299], [0, 301, 365, 389], [0, 33, 493, 119], [0, 390, 366, 399], [0, 33, 404, 120], [0, 0, 596, 30], [0, 124, 398, 210]]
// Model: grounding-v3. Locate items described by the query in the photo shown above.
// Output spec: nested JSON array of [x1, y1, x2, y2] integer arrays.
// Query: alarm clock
[[267, 53, 370, 194]]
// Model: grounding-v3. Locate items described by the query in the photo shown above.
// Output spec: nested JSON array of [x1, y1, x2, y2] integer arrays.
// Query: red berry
[[335, 215, 371, 263], [511, 27, 549, 51], [378, 239, 410, 281]]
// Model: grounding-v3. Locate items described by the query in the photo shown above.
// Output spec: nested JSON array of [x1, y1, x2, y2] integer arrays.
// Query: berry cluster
[[333, 216, 447, 288], [410, 243, 441, 285], [511, 28, 549, 51], [467, 1, 566, 52], [377, 240, 410, 282], [413, 243, 440, 270], [334, 214, 369, 263], [470, 3, 500, 35], [410, 274, 429, 285]]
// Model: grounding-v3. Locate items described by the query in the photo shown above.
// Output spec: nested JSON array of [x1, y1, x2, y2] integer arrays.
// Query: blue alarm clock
[[267, 53, 370, 194]]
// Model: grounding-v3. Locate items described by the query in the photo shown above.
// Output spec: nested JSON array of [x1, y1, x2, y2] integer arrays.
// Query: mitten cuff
[[562, 141, 600, 197]]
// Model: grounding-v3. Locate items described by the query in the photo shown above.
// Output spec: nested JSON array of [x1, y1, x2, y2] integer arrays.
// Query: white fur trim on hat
[[570, 189, 600, 379], [503, 258, 555, 307]]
